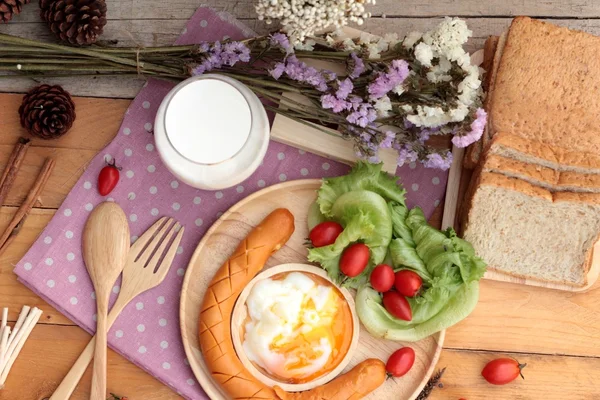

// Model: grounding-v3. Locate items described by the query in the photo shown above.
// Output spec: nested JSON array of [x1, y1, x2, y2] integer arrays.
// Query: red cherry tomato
[[385, 347, 415, 377], [394, 270, 423, 297], [339, 243, 370, 277], [98, 161, 120, 196], [482, 358, 527, 385], [370, 264, 395, 292], [382, 291, 412, 321], [309, 221, 343, 247]]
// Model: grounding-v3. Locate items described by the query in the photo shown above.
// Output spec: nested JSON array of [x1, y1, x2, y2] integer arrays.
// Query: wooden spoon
[[82, 202, 129, 400]]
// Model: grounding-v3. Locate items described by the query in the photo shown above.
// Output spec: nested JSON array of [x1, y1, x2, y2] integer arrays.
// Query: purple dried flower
[[269, 62, 286, 79], [349, 52, 366, 79], [323, 70, 338, 81], [336, 78, 354, 100], [380, 131, 395, 149], [452, 108, 487, 148], [423, 152, 453, 170], [396, 144, 419, 166], [347, 104, 377, 128], [360, 132, 372, 141], [198, 42, 210, 52], [368, 59, 410, 100], [321, 94, 351, 113], [419, 129, 431, 144], [274, 55, 331, 91], [270, 33, 293, 55], [191, 40, 250, 75]]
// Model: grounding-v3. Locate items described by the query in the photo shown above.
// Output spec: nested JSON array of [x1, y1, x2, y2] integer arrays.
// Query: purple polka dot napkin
[[13, 7, 448, 400]]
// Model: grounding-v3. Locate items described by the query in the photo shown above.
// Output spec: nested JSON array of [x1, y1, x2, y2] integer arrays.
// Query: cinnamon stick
[[0, 158, 54, 255], [0, 138, 30, 207]]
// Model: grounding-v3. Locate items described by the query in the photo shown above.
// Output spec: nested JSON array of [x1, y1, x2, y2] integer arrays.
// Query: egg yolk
[[241, 272, 353, 383]]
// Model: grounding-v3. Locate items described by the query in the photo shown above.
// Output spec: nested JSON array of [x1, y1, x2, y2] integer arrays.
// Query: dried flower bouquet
[[0, 17, 485, 170]]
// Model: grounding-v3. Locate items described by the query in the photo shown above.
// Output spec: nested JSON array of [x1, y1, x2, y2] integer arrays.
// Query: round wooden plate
[[180, 180, 444, 400]]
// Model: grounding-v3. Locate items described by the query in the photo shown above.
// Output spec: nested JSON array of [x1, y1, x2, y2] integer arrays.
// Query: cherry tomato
[[370, 264, 395, 292], [339, 243, 370, 277], [385, 347, 415, 377], [309, 221, 343, 247], [98, 160, 120, 196], [481, 358, 527, 385], [382, 291, 412, 321], [394, 270, 423, 297]]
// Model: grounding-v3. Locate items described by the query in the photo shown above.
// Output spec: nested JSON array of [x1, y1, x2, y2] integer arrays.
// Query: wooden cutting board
[[441, 142, 600, 293]]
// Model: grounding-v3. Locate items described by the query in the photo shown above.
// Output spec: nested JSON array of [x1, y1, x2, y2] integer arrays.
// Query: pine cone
[[19, 85, 76, 140], [39, 0, 107, 45], [0, 0, 30, 23]]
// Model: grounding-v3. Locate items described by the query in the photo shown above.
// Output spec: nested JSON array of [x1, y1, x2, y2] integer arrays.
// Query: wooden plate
[[180, 180, 444, 400]]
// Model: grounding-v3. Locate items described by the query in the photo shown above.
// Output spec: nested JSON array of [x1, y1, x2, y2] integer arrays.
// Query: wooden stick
[[7, 306, 30, 348], [0, 158, 55, 252], [0, 307, 37, 374], [0, 327, 10, 370], [0, 308, 41, 386], [0, 308, 6, 332], [0, 138, 30, 207]]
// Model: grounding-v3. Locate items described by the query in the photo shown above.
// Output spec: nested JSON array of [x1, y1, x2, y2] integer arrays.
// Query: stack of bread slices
[[461, 16, 600, 288]]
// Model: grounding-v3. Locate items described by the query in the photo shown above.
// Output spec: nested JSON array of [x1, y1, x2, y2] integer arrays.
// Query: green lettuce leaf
[[307, 210, 375, 283], [307, 200, 327, 231], [389, 202, 415, 246], [308, 190, 392, 287], [317, 162, 406, 217], [356, 282, 480, 342], [389, 238, 432, 281]]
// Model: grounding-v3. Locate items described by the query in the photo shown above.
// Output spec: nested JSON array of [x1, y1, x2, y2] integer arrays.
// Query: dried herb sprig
[[416, 367, 446, 400]]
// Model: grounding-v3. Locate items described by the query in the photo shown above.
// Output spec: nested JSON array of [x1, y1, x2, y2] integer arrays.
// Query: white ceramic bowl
[[231, 263, 359, 392], [154, 74, 270, 190]]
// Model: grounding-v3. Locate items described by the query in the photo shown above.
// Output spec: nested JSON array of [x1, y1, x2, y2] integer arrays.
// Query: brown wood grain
[[0, 324, 179, 400], [0, 2, 599, 396], [429, 349, 600, 400]]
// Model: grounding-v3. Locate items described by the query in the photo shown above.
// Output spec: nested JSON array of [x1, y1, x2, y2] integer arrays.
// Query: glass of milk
[[154, 74, 270, 190]]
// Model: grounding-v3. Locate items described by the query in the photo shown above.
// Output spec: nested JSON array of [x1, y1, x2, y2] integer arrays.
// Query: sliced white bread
[[488, 132, 600, 175], [483, 153, 600, 193], [490, 17, 600, 155], [462, 172, 600, 287]]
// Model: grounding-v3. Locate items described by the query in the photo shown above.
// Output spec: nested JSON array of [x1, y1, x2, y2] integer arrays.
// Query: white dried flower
[[414, 42, 433, 67], [393, 83, 406, 96], [422, 17, 472, 62], [294, 38, 316, 51], [407, 105, 448, 127], [402, 31, 422, 49], [374, 95, 392, 117], [449, 104, 470, 122], [367, 43, 382, 59], [255, 0, 375, 45]]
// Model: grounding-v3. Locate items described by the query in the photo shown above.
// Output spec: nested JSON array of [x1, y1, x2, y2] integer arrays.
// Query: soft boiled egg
[[242, 271, 353, 383]]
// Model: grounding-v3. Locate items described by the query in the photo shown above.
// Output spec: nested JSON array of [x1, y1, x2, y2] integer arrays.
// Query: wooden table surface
[[2, 1, 600, 399]]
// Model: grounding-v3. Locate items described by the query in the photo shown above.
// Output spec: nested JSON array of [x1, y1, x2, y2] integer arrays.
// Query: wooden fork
[[50, 217, 185, 400]]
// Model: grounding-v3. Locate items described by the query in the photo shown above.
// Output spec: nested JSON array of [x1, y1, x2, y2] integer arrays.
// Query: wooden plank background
[[2, 1, 600, 399]]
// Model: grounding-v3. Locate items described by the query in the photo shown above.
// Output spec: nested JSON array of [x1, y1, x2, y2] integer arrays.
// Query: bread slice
[[462, 172, 600, 287], [488, 132, 600, 174], [490, 17, 600, 155], [464, 35, 500, 169], [483, 153, 600, 193], [483, 32, 506, 146]]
